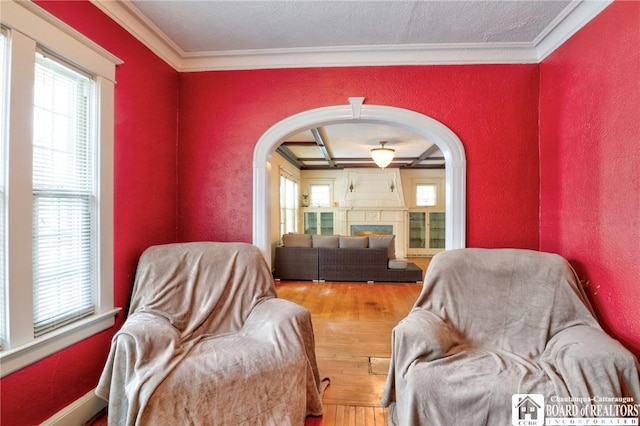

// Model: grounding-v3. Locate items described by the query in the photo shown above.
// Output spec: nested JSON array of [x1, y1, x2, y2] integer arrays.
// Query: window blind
[[32, 51, 96, 336], [0, 28, 8, 349]]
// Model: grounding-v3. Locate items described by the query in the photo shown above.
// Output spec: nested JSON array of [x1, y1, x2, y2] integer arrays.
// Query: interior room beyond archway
[[252, 99, 467, 266]]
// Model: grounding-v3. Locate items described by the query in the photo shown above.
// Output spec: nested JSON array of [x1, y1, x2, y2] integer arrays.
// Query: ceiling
[[132, 0, 574, 51], [278, 123, 444, 170], [94, 0, 610, 71], [90, 0, 610, 170]]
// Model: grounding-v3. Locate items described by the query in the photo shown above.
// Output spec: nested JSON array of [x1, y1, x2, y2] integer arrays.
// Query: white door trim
[[253, 99, 466, 265]]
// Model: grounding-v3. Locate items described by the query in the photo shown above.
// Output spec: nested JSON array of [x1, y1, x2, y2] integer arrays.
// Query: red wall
[[178, 65, 541, 248], [7, 0, 636, 424], [0, 1, 179, 424], [539, 1, 640, 356]]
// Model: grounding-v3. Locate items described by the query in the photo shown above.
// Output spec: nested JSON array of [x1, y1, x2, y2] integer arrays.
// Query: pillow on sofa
[[339, 236, 369, 248], [312, 235, 339, 248], [283, 233, 312, 248], [369, 235, 396, 259]]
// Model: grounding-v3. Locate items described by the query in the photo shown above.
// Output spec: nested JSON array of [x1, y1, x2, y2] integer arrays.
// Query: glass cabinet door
[[408, 210, 445, 255], [409, 212, 426, 248], [303, 210, 334, 235], [429, 212, 445, 249], [304, 212, 317, 234], [320, 212, 334, 235]]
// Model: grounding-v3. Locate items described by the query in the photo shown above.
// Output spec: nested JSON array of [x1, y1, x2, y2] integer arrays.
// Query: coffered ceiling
[[278, 123, 444, 170]]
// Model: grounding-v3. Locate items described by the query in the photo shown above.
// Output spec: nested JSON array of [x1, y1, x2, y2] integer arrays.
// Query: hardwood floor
[[277, 256, 429, 426], [277, 281, 423, 426], [85, 257, 429, 426]]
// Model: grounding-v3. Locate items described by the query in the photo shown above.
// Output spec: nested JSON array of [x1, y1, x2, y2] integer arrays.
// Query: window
[[280, 174, 299, 236], [416, 184, 437, 207], [0, 1, 120, 377], [309, 183, 331, 207], [32, 52, 97, 336]]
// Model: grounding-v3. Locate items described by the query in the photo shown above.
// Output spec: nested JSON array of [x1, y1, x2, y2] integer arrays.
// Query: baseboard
[[41, 389, 106, 426]]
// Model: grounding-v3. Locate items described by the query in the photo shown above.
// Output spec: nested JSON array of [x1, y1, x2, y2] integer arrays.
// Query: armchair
[[96, 242, 325, 425], [382, 248, 640, 425]]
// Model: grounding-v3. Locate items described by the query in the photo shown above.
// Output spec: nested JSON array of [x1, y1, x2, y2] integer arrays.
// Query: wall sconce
[[349, 182, 354, 192], [389, 181, 395, 192]]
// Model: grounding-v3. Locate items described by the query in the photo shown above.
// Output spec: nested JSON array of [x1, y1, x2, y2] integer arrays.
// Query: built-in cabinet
[[291, 168, 446, 258], [303, 209, 335, 235], [408, 212, 426, 249], [428, 211, 445, 249], [407, 210, 445, 256]]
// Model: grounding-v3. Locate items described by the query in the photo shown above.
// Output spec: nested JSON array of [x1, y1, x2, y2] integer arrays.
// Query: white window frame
[[308, 183, 332, 208], [0, 1, 122, 377], [279, 171, 299, 237], [306, 179, 334, 208], [412, 178, 444, 209], [0, 26, 8, 352], [416, 183, 438, 207]]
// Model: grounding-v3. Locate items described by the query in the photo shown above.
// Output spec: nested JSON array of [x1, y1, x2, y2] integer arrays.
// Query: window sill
[[0, 308, 121, 378]]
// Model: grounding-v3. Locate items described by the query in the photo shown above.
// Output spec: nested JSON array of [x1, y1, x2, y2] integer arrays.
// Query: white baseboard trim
[[41, 389, 106, 426]]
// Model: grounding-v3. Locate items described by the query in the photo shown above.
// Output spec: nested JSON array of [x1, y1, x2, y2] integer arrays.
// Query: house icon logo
[[512, 394, 544, 426]]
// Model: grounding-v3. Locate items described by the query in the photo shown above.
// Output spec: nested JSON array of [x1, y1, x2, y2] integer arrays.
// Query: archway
[[253, 98, 466, 265]]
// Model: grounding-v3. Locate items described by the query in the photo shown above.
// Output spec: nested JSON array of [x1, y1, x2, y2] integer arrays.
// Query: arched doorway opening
[[253, 98, 466, 265]]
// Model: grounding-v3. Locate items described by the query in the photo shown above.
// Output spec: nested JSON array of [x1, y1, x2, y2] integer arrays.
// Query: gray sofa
[[274, 234, 423, 283]]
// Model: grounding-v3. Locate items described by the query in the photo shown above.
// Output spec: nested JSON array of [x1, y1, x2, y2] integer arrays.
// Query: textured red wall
[[540, 1, 640, 356], [178, 65, 541, 248], [0, 1, 179, 424]]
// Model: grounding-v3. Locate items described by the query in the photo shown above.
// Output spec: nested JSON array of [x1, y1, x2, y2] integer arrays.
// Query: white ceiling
[[88, 0, 611, 169], [93, 0, 611, 71], [132, 1, 572, 50]]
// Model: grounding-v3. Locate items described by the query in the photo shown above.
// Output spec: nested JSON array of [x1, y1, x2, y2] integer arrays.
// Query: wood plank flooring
[[276, 281, 422, 426], [85, 257, 429, 426], [275, 257, 429, 426]]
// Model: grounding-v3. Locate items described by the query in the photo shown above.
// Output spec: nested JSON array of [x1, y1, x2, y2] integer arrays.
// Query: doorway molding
[[253, 98, 466, 264]]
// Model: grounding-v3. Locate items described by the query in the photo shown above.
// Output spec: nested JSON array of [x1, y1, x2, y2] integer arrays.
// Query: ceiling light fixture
[[371, 141, 395, 169]]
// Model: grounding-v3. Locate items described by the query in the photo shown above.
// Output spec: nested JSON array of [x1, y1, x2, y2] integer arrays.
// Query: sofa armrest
[[274, 246, 319, 280], [96, 313, 181, 403], [382, 308, 464, 406], [393, 308, 463, 368], [243, 298, 324, 399], [542, 325, 640, 398]]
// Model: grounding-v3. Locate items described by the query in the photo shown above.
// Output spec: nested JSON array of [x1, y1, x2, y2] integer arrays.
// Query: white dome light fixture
[[371, 141, 395, 168]]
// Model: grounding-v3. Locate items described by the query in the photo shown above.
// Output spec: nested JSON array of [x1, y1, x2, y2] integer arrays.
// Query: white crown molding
[[6, 0, 123, 72], [89, 0, 183, 70], [180, 42, 540, 72], [90, 0, 611, 72], [535, 0, 613, 61]]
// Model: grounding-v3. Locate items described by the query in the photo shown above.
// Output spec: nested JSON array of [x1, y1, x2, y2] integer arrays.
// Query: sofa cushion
[[282, 233, 312, 248], [388, 259, 408, 269], [339, 236, 369, 248], [368, 235, 396, 259], [312, 234, 340, 248]]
